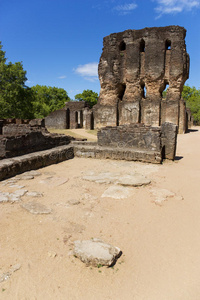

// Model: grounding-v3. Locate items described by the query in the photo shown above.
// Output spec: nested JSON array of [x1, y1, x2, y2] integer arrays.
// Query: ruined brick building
[[0, 26, 192, 180], [45, 101, 94, 130], [93, 26, 190, 133]]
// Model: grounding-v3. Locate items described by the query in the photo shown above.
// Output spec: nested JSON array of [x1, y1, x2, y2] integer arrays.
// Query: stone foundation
[[0, 145, 74, 181], [0, 122, 178, 181], [97, 123, 177, 161], [0, 124, 74, 159]]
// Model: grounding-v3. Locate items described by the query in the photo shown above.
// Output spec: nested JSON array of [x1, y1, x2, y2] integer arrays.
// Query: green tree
[[0, 42, 34, 119], [31, 85, 70, 118], [182, 85, 200, 124], [75, 89, 98, 108]]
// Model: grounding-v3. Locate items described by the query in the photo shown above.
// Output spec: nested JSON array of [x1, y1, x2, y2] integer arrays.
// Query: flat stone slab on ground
[[21, 201, 52, 214], [24, 170, 42, 177], [68, 199, 80, 206], [83, 171, 151, 187], [39, 177, 69, 187], [8, 184, 25, 189], [116, 174, 151, 186], [82, 172, 115, 184], [101, 185, 131, 199], [17, 175, 34, 180], [150, 188, 183, 205], [0, 192, 10, 203], [1, 178, 20, 186], [0, 191, 27, 203], [73, 238, 121, 267], [26, 191, 43, 197], [14, 189, 28, 197]]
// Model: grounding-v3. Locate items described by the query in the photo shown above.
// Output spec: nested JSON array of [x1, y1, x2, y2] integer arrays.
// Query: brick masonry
[[93, 26, 189, 133]]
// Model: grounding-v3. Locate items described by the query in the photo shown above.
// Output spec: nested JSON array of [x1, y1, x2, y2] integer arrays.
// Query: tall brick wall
[[94, 26, 189, 133]]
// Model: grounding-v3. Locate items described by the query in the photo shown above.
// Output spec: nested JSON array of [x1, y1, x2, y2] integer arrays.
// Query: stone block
[[73, 238, 121, 267], [161, 122, 178, 160]]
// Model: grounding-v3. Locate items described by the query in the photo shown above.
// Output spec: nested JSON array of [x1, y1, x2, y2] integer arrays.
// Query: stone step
[[74, 144, 161, 164], [0, 145, 74, 181]]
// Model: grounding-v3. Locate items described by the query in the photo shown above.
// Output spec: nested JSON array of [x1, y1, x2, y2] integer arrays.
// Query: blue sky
[[0, 0, 200, 99]]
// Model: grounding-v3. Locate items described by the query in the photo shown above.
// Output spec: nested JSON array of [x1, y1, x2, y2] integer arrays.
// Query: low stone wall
[[73, 143, 162, 164], [98, 124, 161, 152], [97, 123, 177, 161], [0, 124, 74, 159], [0, 122, 178, 181], [0, 145, 74, 181], [2, 124, 46, 136]]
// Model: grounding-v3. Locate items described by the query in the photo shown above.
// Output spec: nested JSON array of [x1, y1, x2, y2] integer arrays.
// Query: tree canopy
[[182, 85, 200, 124], [31, 85, 70, 118], [0, 42, 34, 119], [75, 89, 98, 108], [0, 41, 70, 119]]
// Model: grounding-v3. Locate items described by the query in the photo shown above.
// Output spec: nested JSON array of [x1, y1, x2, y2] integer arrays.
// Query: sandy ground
[[68, 129, 97, 141], [0, 127, 200, 300]]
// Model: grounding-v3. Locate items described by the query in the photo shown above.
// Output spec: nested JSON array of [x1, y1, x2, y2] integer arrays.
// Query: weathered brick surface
[[45, 101, 93, 129], [0, 124, 74, 159], [73, 144, 162, 164], [94, 26, 189, 133], [97, 124, 161, 152], [45, 109, 67, 129], [0, 145, 74, 181], [2, 124, 47, 136], [97, 123, 177, 161], [161, 122, 178, 160]]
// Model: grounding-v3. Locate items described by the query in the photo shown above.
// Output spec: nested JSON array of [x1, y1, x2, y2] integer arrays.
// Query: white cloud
[[74, 62, 98, 81], [113, 2, 137, 14], [154, 0, 200, 17], [58, 75, 67, 79]]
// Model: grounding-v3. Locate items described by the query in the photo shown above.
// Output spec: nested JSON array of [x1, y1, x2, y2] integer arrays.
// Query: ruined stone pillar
[[94, 26, 189, 132]]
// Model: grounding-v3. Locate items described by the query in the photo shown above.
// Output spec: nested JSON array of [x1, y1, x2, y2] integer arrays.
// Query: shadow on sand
[[186, 129, 199, 133], [174, 156, 183, 161]]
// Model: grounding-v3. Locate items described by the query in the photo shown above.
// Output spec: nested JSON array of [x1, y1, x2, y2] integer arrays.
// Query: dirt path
[[0, 127, 200, 300], [69, 128, 97, 141]]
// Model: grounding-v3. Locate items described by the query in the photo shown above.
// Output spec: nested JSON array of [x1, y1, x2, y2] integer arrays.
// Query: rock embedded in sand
[[18, 175, 34, 180], [14, 189, 28, 197], [150, 188, 183, 205], [68, 199, 80, 206], [0, 192, 9, 203], [101, 185, 131, 199], [24, 171, 42, 177], [83, 171, 151, 187], [26, 191, 43, 197], [73, 238, 121, 267], [116, 174, 151, 187], [21, 201, 52, 214], [0, 191, 25, 203], [39, 176, 69, 187], [0, 263, 21, 283]]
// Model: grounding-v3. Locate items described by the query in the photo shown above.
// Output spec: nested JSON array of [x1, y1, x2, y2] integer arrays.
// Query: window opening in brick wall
[[140, 39, 145, 52]]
